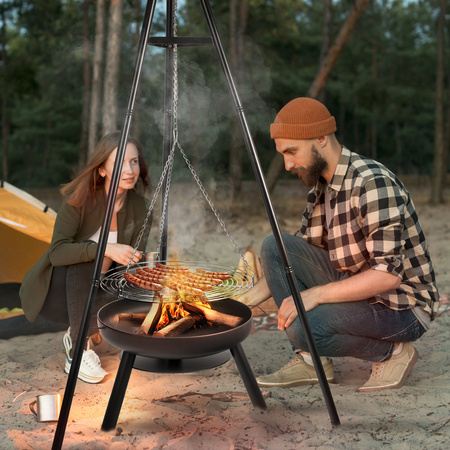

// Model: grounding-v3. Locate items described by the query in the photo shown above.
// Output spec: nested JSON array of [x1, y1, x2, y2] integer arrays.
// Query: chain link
[[128, 0, 251, 273]]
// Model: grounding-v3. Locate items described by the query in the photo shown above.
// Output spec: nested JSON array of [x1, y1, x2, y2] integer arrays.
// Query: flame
[[154, 281, 212, 331]]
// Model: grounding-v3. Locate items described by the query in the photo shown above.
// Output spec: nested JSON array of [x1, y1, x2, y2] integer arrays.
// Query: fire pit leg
[[101, 351, 136, 431], [230, 344, 267, 410]]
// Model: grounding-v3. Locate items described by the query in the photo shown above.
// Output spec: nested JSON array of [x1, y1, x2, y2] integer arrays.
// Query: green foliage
[[0, 0, 448, 189]]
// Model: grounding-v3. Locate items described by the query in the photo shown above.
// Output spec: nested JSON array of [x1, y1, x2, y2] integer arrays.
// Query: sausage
[[135, 268, 167, 283], [165, 279, 204, 296], [196, 268, 232, 280], [155, 263, 189, 273], [187, 273, 224, 286], [123, 272, 163, 291], [172, 274, 214, 291]]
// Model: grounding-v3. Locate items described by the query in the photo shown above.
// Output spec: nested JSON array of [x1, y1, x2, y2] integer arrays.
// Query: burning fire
[[121, 263, 236, 336], [154, 285, 212, 331]]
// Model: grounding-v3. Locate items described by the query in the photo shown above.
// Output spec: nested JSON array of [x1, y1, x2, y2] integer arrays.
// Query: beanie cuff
[[270, 116, 336, 140]]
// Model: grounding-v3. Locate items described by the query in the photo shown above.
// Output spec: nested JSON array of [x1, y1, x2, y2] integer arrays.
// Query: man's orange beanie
[[270, 97, 337, 140]]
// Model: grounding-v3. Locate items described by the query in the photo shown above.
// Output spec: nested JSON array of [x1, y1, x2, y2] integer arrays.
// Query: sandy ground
[[1, 180, 449, 449]]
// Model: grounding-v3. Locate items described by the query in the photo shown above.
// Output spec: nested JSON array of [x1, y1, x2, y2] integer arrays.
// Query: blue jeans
[[260, 234, 426, 362]]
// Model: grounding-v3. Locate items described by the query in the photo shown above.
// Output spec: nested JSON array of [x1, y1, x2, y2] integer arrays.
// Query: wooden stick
[[113, 313, 147, 324], [246, 245, 263, 281], [153, 314, 202, 337], [182, 302, 244, 328], [136, 298, 163, 335]]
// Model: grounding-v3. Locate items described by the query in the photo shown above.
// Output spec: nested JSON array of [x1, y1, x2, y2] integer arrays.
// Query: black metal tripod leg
[[230, 344, 267, 409], [101, 351, 136, 431]]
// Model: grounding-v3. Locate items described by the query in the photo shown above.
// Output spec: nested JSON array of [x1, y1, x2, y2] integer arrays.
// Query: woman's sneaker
[[63, 328, 108, 384]]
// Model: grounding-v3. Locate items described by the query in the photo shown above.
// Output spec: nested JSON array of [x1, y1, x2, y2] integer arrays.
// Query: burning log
[[153, 313, 202, 337], [182, 301, 244, 328], [136, 298, 163, 335], [113, 313, 147, 324]]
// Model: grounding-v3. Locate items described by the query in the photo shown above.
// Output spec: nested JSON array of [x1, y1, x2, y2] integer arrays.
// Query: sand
[[1, 180, 449, 449]]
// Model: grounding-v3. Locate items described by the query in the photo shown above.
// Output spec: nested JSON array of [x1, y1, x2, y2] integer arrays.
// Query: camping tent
[[0, 181, 56, 284]]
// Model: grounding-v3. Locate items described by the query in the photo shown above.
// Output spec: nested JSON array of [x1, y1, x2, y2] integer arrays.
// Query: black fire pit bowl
[[97, 298, 253, 360]]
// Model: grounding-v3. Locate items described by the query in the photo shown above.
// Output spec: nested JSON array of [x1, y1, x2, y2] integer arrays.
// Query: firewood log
[[136, 297, 163, 335], [246, 245, 263, 281], [153, 314, 202, 337], [182, 302, 244, 328], [113, 313, 147, 324]]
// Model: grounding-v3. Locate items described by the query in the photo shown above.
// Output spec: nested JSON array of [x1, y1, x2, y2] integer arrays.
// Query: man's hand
[[278, 288, 320, 330], [277, 269, 401, 330]]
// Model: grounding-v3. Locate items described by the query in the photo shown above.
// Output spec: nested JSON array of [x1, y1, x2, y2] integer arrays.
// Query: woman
[[20, 132, 151, 383]]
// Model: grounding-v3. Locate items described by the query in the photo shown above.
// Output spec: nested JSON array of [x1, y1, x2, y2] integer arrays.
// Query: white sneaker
[[63, 328, 72, 358], [63, 328, 108, 384]]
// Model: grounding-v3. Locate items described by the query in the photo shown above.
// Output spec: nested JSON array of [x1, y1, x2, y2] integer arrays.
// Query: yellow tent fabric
[[0, 182, 56, 284]]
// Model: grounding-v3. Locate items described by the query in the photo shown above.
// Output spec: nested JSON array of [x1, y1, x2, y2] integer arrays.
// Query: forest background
[[1, 0, 449, 207]]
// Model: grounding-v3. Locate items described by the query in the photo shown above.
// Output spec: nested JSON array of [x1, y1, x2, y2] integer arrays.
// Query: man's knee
[[261, 233, 303, 262], [287, 317, 331, 355], [261, 235, 277, 263]]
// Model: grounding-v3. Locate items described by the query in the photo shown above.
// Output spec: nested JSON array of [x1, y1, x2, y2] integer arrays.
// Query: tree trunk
[[102, 0, 123, 135], [265, 0, 371, 193], [318, 0, 332, 104], [88, 0, 106, 156], [430, 0, 447, 205], [229, 0, 248, 203], [1, 7, 9, 182], [133, 0, 142, 140], [79, 0, 91, 168], [307, 0, 371, 99], [394, 118, 403, 175], [43, 120, 52, 173], [370, 44, 378, 160]]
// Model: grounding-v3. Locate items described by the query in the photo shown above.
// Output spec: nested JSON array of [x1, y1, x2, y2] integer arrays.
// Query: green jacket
[[19, 189, 149, 322]]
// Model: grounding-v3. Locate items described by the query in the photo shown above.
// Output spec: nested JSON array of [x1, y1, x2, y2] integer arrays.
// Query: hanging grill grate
[[101, 260, 253, 302]]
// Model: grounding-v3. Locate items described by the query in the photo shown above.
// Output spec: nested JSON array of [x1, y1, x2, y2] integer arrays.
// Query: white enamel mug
[[29, 394, 62, 422]]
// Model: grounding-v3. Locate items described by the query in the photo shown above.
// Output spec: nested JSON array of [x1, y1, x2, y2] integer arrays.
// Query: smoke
[[166, 183, 208, 257], [135, 36, 277, 263]]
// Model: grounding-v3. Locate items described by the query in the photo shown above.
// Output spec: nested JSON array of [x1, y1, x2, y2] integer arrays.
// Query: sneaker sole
[[358, 347, 419, 392], [257, 376, 335, 388], [64, 359, 106, 384]]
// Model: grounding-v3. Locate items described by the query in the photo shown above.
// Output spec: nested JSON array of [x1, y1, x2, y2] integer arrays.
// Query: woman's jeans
[[260, 234, 426, 362], [40, 261, 115, 350]]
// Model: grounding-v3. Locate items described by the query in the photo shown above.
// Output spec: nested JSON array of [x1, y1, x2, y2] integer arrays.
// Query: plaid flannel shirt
[[298, 147, 439, 317]]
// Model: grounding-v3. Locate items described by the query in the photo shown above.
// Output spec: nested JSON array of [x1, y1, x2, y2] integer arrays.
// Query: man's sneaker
[[257, 353, 335, 388], [63, 328, 108, 384], [358, 342, 418, 392]]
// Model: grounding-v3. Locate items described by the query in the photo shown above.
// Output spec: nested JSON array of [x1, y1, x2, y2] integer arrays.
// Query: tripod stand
[[52, 1, 340, 448]]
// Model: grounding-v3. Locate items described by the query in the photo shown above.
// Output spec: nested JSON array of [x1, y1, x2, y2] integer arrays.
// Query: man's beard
[[290, 145, 328, 187]]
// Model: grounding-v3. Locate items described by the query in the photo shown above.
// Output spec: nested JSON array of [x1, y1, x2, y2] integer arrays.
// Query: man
[[240, 97, 439, 391]]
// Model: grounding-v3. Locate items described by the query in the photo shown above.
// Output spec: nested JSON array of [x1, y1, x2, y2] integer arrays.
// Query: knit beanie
[[270, 97, 337, 140]]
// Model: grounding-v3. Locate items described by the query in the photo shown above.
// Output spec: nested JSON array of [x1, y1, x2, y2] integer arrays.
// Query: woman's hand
[[277, 289, 320, 330], [105, 243, 143, 266]]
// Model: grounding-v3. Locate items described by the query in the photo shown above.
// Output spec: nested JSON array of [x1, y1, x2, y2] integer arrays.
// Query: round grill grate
[[100, 260, 254, 303]]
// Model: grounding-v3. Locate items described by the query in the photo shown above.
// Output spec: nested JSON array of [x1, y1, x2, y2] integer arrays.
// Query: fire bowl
[[97, 298, 253, 360]]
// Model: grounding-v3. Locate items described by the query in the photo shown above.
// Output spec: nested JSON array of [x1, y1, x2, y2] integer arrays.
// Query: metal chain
[[177, 144, 251, 271], [154, 0, 180, 256], [128, 0, 251, 273], [126, 144, 176, 271]]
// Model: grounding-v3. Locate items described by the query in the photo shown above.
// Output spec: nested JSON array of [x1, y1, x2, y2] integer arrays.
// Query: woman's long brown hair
[[61, 132, 150, 207]]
